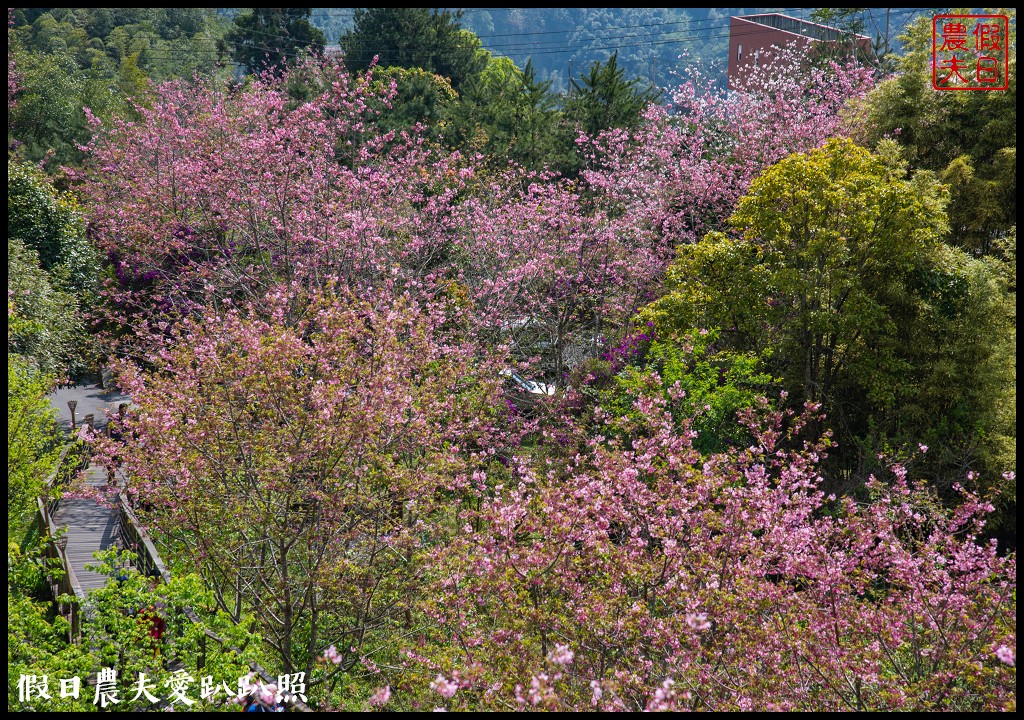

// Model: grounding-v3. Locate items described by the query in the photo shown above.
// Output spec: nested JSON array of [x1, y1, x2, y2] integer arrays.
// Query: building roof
[[733, 13, 871, 44]]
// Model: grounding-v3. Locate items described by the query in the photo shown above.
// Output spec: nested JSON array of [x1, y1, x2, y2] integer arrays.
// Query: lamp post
[[68, 400, 78, 431]]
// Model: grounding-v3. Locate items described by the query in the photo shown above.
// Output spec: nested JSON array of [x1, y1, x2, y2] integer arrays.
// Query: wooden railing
[[35, 443, 87, 640], [117, 492, 171, 584]]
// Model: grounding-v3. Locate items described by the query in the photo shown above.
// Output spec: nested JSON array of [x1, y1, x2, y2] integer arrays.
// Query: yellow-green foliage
[[643, 138, 1015, 501]]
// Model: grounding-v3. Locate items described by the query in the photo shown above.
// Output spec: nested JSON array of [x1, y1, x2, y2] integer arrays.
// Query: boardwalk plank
[[53, 498, 122, 591]]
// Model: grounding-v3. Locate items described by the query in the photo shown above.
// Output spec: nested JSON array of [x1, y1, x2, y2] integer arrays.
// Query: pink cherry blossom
[[430, 675, 458, 699], [369, 686, 391, 706], [995, 645, 1015, 666], [549, 644, 574, 666]]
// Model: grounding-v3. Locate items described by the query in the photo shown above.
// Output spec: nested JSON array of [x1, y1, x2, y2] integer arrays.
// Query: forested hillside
[[8, 8, 231, 168]]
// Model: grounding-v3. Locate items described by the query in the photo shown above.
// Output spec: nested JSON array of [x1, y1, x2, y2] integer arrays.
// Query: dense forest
[[8, 7, 1017, 712]]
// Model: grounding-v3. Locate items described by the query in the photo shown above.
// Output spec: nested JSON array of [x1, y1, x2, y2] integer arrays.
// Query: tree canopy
[[341, 9, 486, 91], [860, 11, 1016, 256], [565, 51, 659, 138], [227, 8, 326, 75], [642, 138, 1015, 496]]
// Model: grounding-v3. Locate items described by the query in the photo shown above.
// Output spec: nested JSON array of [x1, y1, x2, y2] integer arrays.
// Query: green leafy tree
[[599, 329, 775, 455], [7, 48, 90, 167], [7, 354, 93, 712], [8, 553, 96, 712], [563, 51, 659, 138], [510, 59, 562, 167], [8, 161, 96, 293], [368, 65, 458, 139], [8, 162, 95, 378], [7, 355, 60, 539], [444, 55, 524, 155], [445, 57, 563, 170], [8, 239, 90, 380], [9, 8, 230, 168], [78, 549, 254, 712], [227, 7, 326, 75], [855, 13, 1016, 533], [860, 10, 1016, 256], [9, 545, 255, 712], [642, 138, 1014, 495], [558, 51, 660, 176], [7, 350, 89, 712], [341, 9, 485, 91]]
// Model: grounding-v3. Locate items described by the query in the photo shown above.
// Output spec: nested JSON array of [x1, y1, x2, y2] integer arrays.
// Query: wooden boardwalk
[[54, 496, 121, 591], [48, 384, 131, 593]]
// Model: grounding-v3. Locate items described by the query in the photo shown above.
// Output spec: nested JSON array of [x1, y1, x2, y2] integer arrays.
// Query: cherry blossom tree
[[95, 288, 506, 680], [414, 390, 1016, 711], [79, 58, 671, 378], [79, 59, 456, 350], [583, 45, 876, 247], [452, 171, 670, 379]]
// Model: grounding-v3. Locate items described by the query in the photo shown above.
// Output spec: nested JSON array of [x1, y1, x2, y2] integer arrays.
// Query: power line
[[476, 9, 924, 55], [466, 8, 818, 42], [164, 8, 911, 59], [336, 10, 925, 63], [91, 9, 928, 73], [233, 8, 841, 51]]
